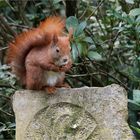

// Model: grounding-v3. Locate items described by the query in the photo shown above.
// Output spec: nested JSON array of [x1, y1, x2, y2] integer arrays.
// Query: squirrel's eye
[[56, 48, 59, 53]]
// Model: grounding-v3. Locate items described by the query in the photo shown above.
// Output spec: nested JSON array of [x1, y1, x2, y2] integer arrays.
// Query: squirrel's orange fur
[[6, 16, 72, 93]]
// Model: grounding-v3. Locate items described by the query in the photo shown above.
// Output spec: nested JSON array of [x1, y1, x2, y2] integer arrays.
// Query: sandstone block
[[13, 84, 135, 140]]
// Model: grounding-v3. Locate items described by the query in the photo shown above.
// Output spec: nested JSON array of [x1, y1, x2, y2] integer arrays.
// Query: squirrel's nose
[[63, 58, 68, 63]]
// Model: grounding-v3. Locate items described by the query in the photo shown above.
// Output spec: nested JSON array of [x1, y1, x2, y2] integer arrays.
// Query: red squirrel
[[6, 16, 73, 93]]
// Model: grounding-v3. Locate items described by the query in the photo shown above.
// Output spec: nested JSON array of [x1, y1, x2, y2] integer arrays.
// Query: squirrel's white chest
[[44, 71, 64, 86]]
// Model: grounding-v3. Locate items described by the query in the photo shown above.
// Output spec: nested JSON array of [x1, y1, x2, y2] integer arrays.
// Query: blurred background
[[0, 0, 140, 139]]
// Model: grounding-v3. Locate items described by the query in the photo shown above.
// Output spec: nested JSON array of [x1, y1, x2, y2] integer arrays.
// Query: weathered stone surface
[[13, 84, 135, 140]]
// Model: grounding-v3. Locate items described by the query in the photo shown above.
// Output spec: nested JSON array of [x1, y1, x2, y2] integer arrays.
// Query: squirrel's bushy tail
[[39, 16, 65, 35]]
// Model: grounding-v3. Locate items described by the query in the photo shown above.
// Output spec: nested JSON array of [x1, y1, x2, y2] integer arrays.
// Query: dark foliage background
[[0, 0, 140, 139]]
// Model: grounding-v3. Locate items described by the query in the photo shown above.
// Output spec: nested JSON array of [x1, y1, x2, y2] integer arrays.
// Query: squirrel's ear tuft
[[53, 34, 58, 44], [68, 27, 73, 40]]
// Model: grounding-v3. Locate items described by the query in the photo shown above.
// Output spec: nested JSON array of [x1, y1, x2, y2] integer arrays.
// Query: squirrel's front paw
[[43, 86, 57, 94], [59, 65, 71, 72]]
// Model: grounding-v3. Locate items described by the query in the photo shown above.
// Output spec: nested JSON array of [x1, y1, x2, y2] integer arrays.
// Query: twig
[[0, 128, 16, 132], [86, 57, 131, 91], [0, 83, 15, 89], [99, 70, 131, 91], [17, 0, 31, 26], [0, 47, 8, 51], [4, 0, 15, 11], [95, 15, 106, 36], [79, 6, 88, 20], [85, 28, 97, 44], [85, 28, 101, 47], [107, 31, 121, 63], [0, 93, 11, 100], [0, 108, 14, 117], [0, 29, 11, 42], [0, 15, 16, 37], [87, 0, 104, 20], [66, 72, 99, 78], [9, 23, 30, 29]]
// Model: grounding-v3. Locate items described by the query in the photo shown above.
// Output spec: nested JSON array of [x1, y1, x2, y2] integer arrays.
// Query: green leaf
[[88, 45, 96, 51], [133, 90, 140, 104], [71, 43, 78, 62], [87, 51, 102, 61], [66, 16, 78, 31], [84, 37, 94, 43], [77, 43, 83, 56], [120, 67, 140, 83], [109, 0, 115, 2], [71, 43, 87, 61], [128, 99, 140, 111], [78, 43, 88, 56], [26, 14, 36, 20], [75, 21, 87, 37], [136, 15, 140, 23], [129, 8, 140, 17], [53, 0, 62, 4], [0, 0, 8, 8], [130, 125, 140, 134], [125, 0, 134, 4]]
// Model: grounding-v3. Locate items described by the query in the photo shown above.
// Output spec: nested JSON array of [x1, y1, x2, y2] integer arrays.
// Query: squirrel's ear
[[53, 34, 58, 44], [68, 27, 73, 40]]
